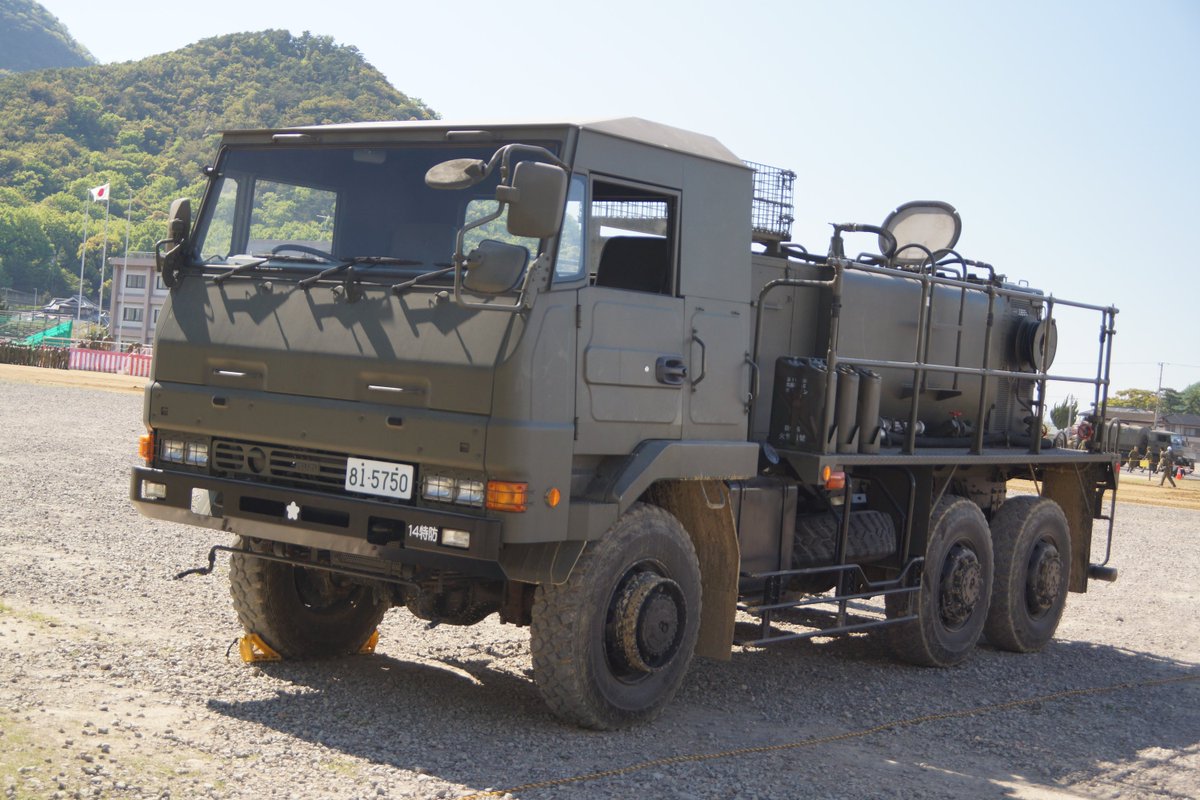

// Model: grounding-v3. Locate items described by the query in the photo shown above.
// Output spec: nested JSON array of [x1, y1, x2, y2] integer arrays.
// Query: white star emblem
[[285, 501, 301, 521]]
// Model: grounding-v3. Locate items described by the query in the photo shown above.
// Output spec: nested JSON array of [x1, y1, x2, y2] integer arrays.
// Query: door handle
[[655, 355, 688, 386]]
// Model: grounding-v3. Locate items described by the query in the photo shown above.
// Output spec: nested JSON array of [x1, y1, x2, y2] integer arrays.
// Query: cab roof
[[220, 117, 745, 168]]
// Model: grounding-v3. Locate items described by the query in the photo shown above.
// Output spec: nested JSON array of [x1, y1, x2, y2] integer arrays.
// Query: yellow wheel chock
[[358, 629, 380, 654], [237, 629, 379, 663], [238, 634, 281, 663]]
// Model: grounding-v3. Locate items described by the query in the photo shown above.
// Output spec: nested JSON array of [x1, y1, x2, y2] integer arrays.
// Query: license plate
[[344, 457, 414, 500]]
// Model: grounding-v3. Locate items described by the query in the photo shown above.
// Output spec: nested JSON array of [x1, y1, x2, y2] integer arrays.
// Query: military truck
[[1104, 421, 1193, 472], [132, 118, 1121, 729]]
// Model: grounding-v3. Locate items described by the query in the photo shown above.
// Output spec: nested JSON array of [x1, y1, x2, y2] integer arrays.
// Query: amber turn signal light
[[486, 481, 528, 512], [138, 432, 155, 464], [824, 470, 847, 491]]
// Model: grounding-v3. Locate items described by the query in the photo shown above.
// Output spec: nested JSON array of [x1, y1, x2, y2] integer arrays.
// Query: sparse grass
[[1010, 474, 1200, 511], [0, 715, 57, 795], [321, 756, 364, 778], [0, 599, 62, 628]]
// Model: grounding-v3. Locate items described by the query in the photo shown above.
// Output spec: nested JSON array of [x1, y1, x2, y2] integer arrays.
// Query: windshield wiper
[[213, 253, 334, 284], [391, 264, 456, 295], [212, 258, 270, 285], [297, 256, 423, 290]]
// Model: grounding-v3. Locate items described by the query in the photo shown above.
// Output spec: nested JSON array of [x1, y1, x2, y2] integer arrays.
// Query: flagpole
[[77, 195, 90, 324], [97, 192, 111, 331], [117, 198, 132, 349]]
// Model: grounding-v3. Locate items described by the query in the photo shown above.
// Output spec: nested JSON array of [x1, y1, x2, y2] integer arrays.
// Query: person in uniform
[[1127, 444, 1141, 473], [1159, 447, 1177, 487]]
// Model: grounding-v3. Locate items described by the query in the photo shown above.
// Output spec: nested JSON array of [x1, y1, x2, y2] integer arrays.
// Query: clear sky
[[38, 0, 1200, 406]]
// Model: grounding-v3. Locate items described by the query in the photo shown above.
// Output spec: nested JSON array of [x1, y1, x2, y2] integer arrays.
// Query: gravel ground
[[1, 374, 1197, 800]]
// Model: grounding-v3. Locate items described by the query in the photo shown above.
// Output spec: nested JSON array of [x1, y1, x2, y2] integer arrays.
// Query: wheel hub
[[939, 544, 982, 629], [611, 571, 686, 674], [1025, 540, 1062, 616], [293, 568, 358, 611]]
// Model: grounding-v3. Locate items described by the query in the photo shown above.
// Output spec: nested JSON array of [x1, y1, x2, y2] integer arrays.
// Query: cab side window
[[589, 180, 677, 295]]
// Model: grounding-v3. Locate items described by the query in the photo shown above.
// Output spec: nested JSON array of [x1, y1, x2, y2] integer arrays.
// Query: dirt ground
[[0, 364, 147, 396], [1, 363, 1197, 799]]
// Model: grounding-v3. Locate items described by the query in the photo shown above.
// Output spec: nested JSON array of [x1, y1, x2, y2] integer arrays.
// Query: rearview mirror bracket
[[155, 198, 191, 288]]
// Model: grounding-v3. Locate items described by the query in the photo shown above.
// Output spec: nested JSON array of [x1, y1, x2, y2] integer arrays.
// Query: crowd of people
[[0, 342, 69, 369], [1125, 444, 1184, 488]]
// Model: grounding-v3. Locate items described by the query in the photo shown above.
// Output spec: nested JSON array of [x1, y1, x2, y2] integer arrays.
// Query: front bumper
[[131, 466, 503, 575]]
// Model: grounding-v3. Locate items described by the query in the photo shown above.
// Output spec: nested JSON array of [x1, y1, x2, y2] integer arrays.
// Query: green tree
[[0, 29, 437, 299], [1177, 382, 1200, 416], [1160, 388, 1184, 415], [1109, 388, 1158, 411], [0, 204, 54, 289], [1050, 395, 1078, 432]]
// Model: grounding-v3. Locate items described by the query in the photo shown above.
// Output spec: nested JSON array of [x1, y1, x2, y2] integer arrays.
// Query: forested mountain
[[0, 29, 435, 302], [0, 0, 95, 73]]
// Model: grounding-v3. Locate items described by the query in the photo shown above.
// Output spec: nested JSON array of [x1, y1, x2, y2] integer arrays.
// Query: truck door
[[575, 179, 686, 455]]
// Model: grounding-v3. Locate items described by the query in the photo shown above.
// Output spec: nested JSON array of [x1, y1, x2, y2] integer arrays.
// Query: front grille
[[213, 439, 348, 491]]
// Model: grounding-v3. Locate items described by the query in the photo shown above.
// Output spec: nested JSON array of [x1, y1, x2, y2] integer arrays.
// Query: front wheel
[[228, 536, 387, 658], [530, 503, 701, 729], [984, 496, 1070, 652], [885, 497, 993, 667]]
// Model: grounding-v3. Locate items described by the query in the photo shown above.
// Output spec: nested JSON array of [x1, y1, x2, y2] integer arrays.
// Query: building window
[[155, 276, 166, 290], [123, 307, 144, 322], [126, 274, 146, 290], [152, 308, 159, 324]]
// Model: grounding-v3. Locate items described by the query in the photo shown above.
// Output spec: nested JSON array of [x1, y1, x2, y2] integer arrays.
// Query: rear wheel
[[229, 536, 387, 658], [530, 503, 701, 729], [885, 497, 993, 667], [984, 496, 1070, 652]]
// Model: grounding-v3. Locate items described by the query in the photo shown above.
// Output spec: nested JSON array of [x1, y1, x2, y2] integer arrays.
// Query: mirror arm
[[497, 143, 567, 181], [155, 238, 184, 288]]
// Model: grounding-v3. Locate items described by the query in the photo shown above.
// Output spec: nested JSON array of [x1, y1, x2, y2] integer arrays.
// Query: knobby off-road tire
[[530, 503, 702, 729], [885, 496, 994, 667], [984, 496, 1071, 652], [228, 536, 387, 659]]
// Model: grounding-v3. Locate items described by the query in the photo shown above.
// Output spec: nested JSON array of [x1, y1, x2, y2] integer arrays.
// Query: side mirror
[[167, 198, 191, 244], [880, 200, 961, 264], [155, 198, 191, 286], [498, 161, 568, 239], [463, 239, 530, 295], [426, 158, 489, 190]]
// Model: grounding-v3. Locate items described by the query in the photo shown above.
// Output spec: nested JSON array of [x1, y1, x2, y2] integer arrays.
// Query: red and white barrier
[[68, 348, 152, 378]]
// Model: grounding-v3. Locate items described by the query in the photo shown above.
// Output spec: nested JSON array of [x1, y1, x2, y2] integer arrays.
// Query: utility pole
[[1152, 361, 1165, 429]]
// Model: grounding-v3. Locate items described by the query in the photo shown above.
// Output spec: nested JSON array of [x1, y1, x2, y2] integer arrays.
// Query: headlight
[[184, 441, 209, 467], [159, 436, 208, 467], [422, 475, 455, 502], [455, 480, 484, 507], [160, 438, 186, 463], [422, 474, 485, 507]]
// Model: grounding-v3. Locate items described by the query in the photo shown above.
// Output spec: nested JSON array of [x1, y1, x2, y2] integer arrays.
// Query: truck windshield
[[190, 143, 548, 284]]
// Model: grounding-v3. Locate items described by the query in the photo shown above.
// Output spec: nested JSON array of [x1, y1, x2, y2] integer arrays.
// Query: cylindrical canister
[[836, 365, 860, 454], [856, 367, 882, 454]]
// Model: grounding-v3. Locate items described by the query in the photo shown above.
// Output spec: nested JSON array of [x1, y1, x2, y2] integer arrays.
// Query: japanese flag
[[89, 183, 109, 202]]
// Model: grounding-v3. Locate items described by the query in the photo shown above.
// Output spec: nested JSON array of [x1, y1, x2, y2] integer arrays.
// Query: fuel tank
[[769, 266, 1053, 451]]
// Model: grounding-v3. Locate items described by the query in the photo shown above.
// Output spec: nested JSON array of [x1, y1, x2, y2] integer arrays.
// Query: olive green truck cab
[[132, 118, 1121, 728]]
